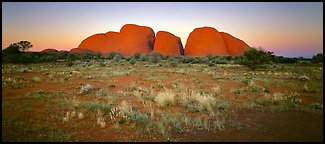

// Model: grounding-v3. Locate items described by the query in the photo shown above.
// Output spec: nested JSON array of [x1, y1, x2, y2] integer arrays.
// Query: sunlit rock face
[[77, 34, 111, 54], [220, 32, 250, 55], [117, 24, 155, 56], [153, 31, 184, 56], [184, 27, 228, 57], [77, 24, 155, 56], [184, 26, 250, 57], [76, 24, 249, 56], [41, 49, 58, 53]]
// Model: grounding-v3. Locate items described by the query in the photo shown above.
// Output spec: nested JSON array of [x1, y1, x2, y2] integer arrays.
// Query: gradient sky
[[2, 2, 323, 58]]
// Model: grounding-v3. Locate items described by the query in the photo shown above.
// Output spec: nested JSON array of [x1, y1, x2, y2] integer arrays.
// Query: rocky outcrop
[[153, 31, 184, 55], [77, 24, 155, 56], [76, 24, 250, 56], [184, 27, 228, 57], [117, 24, 155, 55], [77, 34, 111, 54], [41, 49, 58, 53], [220, 32, 250, 55]]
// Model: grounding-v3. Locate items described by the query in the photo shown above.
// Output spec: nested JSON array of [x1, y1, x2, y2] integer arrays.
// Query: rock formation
[[220, 32, 250, 55], [77, 34, 111, 54], [118, 24, 155, 55], [184, 26, 250, 57], [41, 49, 58, 53], [77, 24, 155, 56], [153, 31, 184, 55], [75, 24, 250, 56], [184, 27, 228, 57]]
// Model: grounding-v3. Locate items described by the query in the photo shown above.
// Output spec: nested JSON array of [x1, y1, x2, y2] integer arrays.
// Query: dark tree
[[240, 47, 273, 70], [311, 53, 323, 64], [12, 41, 33, 52]]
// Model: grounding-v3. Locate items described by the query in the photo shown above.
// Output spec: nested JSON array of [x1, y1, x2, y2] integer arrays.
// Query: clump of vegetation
[[298, 75, 310, 81], [149, 52, 162, 63], [96, 88, 109, 99], [263, 87, 270, 93], [32, 76, 42, 82], [311, 53, 323, 64], [180, 90, 216, 114], [308, 103, 323, 110], [155, 89, 175, 108], [28, 90, 46, 99], [139, 54, 149, 61], [133, 53, 141, 60], [81, 84, 94, 94], [251, 85, 260, 92], [106, 52, 119, 60], [255, 92, 302, 111], [170, 61, 178, 67], [129, 59, 136, 65], [82, 102, 112, 113], [240, 47, 274, 70], [66, 61, 74, 67], [113, 54, 122, 62], [208, 62, 215, 67]]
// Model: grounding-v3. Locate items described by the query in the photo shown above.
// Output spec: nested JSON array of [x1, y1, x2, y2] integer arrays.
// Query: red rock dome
[[77, 24, 155, 56], [153, 31, 183, 55], [78, 34, 110, 54], [41, 49, 58, 53], [220, 32, 250, 55], [184, 27, 228, 57], [118, 24, 155, 56]]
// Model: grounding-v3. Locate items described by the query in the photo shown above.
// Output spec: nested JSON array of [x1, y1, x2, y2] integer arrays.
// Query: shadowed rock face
[[41, 49, 58, 53], [70, 48, 95, 54], [184, 27, 228, 57], [153, 31, 184, 56], [77, 24, 155, 56], [220, 32, 250, 55]]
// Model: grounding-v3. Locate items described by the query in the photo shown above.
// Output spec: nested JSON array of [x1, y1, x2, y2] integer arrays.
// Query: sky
[[2, 2, 323, 58]]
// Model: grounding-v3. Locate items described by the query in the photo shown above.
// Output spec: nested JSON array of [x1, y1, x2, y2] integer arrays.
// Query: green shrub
[[129, 59, 136, 65], [133, 53, 141, 59], [240, 47, 274, 70], [251, 85, 260, 92], [139, 54, 148, 61], [149, 52, 162, 63], [241, 79, 250, 84], [311, 53, 323, 64], [263, 87, 270, 93], [170, 61, 178, 67], [202, 57, 210, 63], [167, 55, 176, 62], [125, 56, 132, 62], [66, 61, 74, 67], [82, 102, 112, 113], [113, 54, 122, 62], [208, 62, 215, 67]]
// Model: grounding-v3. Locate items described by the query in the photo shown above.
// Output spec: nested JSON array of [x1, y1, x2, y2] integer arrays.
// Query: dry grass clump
[[97, 109, 106, 128], [80, 84, 94, 94], [155, 89, 175, 108], [213, 85, 222, 95], [179, 89, 216, 114], [256, 92, 302, 110], [196, 93, 216, 113]]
